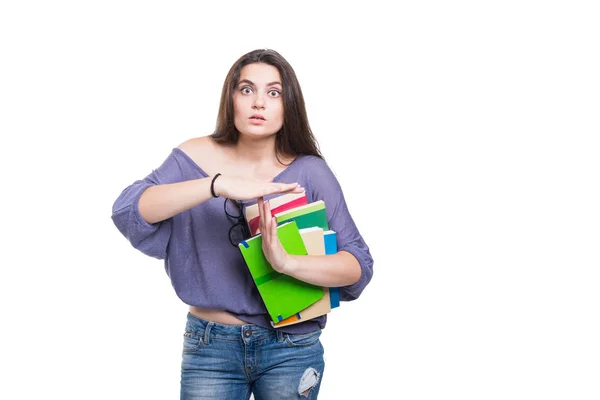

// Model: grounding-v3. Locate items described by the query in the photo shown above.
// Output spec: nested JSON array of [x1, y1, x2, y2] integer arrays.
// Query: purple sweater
[[111, 148, 373, 334]]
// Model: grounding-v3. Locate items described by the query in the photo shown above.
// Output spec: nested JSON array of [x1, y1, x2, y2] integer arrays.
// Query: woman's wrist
[[281, 255, 300, 276], [210, 173, 222, 198]]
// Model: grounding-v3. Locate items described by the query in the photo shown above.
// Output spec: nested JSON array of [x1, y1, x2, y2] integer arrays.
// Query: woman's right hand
[[212, 175, 304, 201]]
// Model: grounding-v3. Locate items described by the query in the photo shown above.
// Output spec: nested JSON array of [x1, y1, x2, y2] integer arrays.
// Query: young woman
[[112, 49, 373, 399]]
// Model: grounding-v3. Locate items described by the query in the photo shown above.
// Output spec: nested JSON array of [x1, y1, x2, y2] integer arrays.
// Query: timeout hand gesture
[[213, 175, 304, 201], [257, 197, 292, 274]]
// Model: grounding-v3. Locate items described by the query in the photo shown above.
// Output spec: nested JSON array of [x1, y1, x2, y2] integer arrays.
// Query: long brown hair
[[210, 49, 323, 161]]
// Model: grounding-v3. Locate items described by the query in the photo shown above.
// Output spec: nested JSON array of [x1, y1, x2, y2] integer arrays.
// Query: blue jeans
[[180, 313, 325, 399]]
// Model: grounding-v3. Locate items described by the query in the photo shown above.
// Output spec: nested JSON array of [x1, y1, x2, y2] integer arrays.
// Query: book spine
[[324, 231, 340, 308], [248, 196, 308, 235]]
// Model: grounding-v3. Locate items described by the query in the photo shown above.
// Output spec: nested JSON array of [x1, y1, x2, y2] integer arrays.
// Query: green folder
[[275, 200, 329, 230], [238, 220, 325, 324]]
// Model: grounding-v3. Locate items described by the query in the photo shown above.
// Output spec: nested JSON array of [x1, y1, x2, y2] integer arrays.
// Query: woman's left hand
[[258, 197, 293, 274]]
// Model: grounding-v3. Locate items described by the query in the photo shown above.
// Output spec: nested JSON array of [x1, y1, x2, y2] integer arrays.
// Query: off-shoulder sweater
[[111, 148, 373, 334]]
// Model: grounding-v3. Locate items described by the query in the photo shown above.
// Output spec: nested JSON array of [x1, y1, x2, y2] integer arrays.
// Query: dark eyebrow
[[238, 79, 282, 87]]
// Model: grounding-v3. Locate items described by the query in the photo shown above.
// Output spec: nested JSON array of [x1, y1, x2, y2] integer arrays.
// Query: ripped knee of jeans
[[298, 367, 320, 397]]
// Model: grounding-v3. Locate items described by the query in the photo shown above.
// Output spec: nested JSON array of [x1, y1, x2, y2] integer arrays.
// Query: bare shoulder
[[176, 135, 228, 176], [177, 135, 214, 155]]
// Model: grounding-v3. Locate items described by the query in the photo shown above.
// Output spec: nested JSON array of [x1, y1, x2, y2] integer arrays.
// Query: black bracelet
[[210, 173, 222, 198]]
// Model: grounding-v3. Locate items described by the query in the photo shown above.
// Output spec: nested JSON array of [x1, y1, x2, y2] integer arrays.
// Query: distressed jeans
[[181, 313, 325, 400]]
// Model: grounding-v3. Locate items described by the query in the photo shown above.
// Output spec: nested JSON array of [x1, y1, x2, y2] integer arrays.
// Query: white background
[[1, 1, 599, 399]]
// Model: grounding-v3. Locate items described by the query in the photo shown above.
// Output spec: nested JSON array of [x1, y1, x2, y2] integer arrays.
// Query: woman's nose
[[253, 94, 265, 110]]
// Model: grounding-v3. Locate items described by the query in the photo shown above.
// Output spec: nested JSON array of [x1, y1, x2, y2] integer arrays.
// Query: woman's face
[[233, 63, 284, 138]]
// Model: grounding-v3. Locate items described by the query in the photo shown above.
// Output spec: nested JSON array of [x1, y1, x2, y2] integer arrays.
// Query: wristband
[[210, 173, 221, 198]]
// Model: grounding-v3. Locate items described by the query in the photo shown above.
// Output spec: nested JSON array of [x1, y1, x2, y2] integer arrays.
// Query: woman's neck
[[233, 135, 284, 166]]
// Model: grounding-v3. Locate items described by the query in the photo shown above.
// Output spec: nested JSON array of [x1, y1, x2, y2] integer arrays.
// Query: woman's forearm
[[284, 250, 362, 287], [138, 178, 213, 224]]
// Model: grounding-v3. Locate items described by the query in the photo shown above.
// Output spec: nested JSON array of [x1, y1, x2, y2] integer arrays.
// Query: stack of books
[[239, 192, 340, 328]]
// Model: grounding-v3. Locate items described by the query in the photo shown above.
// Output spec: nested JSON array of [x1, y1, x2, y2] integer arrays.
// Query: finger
[[263, 200, 273, 244], [279, 183, 301, 192], [282, 186, 305, 194], [261, 183, 301, 196], [271, 218, 278, 244], [264, 199, 272, 224], [257, 197, 265, 234], [279, 183, 303, 192]]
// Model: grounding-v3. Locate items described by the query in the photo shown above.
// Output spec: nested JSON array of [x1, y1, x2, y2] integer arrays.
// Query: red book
[[244, 192, 308, 236]]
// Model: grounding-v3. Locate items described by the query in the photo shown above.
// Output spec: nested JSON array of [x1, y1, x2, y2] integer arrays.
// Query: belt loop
[[203, 322, 214, 345], [276, 330, 285, 343]]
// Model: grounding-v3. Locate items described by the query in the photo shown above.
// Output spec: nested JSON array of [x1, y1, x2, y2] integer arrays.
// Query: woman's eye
[[268, 90, 281, 97], [241, 87, 253, 95]]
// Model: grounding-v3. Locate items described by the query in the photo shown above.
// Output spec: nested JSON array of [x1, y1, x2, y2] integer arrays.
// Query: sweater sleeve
[[111, 150, 183, 260], [307, 157, 374, 301]]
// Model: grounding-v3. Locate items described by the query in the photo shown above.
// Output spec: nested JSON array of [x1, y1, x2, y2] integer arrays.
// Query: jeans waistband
[[185, 312, 285, 343]]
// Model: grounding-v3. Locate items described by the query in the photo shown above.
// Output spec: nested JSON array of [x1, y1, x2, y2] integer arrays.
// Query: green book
[[238, 220, 325, 324], [274, 200, 329, 230]]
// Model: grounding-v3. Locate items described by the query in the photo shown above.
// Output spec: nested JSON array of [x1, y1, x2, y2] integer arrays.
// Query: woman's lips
[[249, 115, 266, 124]]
